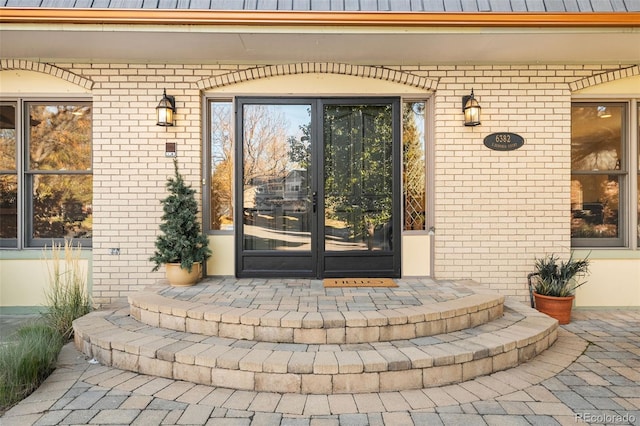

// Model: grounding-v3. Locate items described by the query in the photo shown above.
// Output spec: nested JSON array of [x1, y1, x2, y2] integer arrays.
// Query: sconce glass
[[156, 89, 176, 127], [462, 89, 481, 127]]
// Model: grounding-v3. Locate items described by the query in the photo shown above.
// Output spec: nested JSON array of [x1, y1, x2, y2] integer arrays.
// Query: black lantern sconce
[[156, 89, 176, 127], [462, 89, 481, 127]]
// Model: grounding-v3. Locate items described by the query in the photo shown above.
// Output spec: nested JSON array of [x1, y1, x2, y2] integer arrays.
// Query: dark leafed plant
[[150, 159, 211, 273], [531, 253, 590, 297]]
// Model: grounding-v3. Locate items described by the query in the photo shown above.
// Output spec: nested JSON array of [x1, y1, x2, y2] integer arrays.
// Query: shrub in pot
[[150, 159, 211, 286], [528, 253, 590, 324]]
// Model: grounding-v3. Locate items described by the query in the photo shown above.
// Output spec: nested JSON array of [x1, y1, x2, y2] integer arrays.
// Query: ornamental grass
[[43, 240, 92, 340], [0, 240, 92, 413], [0, 323, 63, 411]]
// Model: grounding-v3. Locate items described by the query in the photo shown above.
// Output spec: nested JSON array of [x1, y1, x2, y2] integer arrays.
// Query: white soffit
[[1, 23, 639, 65]]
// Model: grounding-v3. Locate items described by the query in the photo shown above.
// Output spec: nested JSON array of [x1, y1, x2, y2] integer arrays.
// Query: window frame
[[636, 102, 640, 248], [203, 95, 435, 240], [0, 97, 93, 249], [0, 101, 19, 248], [571, 99, 638, 250], [401, 98, 431, 234], [203, 97, 235, 235]]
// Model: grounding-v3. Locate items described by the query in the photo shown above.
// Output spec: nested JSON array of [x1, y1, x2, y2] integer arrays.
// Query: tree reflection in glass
[[242, 104, 312, 251], [571, 104, 624, 240], [0, 104, 17, 242], [29, 104, 92, 241], [324, 104, 393, 251]]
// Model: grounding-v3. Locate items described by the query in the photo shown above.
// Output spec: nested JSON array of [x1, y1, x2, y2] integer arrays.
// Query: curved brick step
[[73, 300, 557, 394], [128, 288, 505, 344]]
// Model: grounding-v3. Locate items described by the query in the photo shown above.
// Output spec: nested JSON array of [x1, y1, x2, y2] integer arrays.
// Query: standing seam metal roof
[[1, 0, 639, 12]]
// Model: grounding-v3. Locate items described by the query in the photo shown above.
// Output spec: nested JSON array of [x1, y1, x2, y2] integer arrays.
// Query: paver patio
[[2, 309, 639, 425]]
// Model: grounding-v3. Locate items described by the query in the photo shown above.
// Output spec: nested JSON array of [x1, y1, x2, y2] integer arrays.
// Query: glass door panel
[[323, 104, 393, 252], [320, 99, 400, 278], [242, 103, 312, 251], [236, 100, 315, 277]]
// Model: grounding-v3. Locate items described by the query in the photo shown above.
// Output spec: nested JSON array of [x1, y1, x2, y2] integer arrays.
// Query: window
[[0, 100, 92, 248], [0, 103, 18, 246], [206, 97, 430, 236], [402, 101, 427, 231], [571, 102, 628, 247], [208, 100, 234, 231]]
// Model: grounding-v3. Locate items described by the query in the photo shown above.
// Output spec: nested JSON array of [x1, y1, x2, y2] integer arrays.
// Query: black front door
[[236, 97, 400, 278]]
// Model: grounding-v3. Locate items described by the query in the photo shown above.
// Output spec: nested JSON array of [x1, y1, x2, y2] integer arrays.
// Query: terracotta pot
[[165, 262, 201, 287], [533, 292, 575, 325]]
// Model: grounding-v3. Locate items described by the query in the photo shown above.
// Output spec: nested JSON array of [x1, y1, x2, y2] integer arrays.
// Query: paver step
[[128, 283, 505, 344], [73, 299, 557, 394]]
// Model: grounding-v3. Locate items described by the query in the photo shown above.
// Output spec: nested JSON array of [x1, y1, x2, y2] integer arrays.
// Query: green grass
[[0, 323, 64, 411]]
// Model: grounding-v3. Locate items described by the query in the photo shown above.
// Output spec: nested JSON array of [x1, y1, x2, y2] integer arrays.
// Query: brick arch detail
[[0, 59, 94, 90], [569, 65, 639, 92], [197, 63, 437, 91]]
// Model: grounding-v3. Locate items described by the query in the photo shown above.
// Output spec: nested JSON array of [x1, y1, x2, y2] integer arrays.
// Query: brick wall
[[19, 61, 631, 306], [55, 64, 244, 306]]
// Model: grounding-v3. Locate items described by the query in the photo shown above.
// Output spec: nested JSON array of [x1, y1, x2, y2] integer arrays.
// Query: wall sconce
[[462, 89, 481, 127], [156, 89, 176, 127]]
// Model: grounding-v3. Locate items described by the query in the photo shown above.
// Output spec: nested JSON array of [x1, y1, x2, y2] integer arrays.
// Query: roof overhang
[[1, 9, 639, 65]]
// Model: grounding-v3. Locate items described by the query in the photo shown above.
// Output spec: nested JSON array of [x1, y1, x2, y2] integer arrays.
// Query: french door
[[235, 97, 401, 278]]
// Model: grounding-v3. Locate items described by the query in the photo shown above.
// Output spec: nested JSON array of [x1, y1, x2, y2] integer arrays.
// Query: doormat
[[323, 278, 398, 288]]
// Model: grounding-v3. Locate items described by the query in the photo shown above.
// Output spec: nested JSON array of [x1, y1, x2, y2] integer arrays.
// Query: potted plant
[[150, 159, 211, 286], [528, 253, 590, 324]]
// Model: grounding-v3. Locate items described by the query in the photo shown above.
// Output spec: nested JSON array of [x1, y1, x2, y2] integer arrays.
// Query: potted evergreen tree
[[528, 253, 590, 324], [150, 159, 211, 286]]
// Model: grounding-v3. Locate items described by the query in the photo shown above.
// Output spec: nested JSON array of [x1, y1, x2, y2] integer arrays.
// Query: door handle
[[312, 192, 318, 213]]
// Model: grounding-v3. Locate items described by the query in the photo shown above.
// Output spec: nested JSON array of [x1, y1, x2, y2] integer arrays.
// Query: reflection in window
[[324, 104, 393, 251], [32, 175, 92, 240], [242, 103, 312, 251], [571, 103, 625, 245], [210, 101, 234, 231], [403, 101, 426, 231], [0, 103, 17, 245], [571, 175, 619, 238], [29, 105, 91, 171], [0, 175, 17, 241], [27, 103, 92, 245]]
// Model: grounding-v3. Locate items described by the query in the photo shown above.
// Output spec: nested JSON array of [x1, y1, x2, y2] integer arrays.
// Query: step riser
[[73, 280, 559, 394], [76, 328, 557, 394], [129, 292, 505, 344], [73, 308, 558, 394], [131, 305, 503, 345]]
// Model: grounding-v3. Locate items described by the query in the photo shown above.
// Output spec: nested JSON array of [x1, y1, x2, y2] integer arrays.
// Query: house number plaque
[[483, 133, 524, 151]]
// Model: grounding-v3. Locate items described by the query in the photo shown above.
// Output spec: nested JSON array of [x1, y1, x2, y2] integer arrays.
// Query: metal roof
[[1, 0, 639, 12]]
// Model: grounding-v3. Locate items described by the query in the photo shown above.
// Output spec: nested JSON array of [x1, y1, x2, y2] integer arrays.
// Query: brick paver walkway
[[2, 309, 638, 425]]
